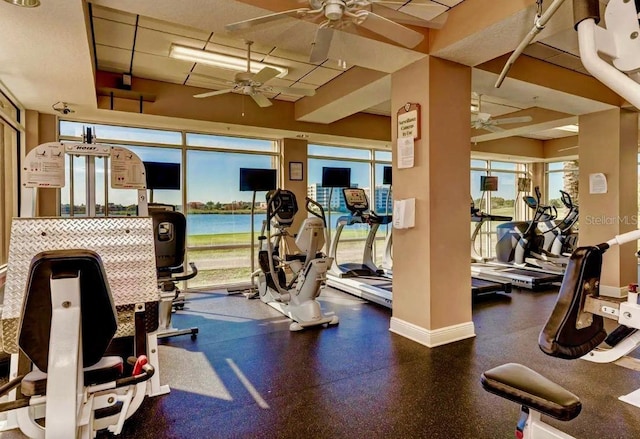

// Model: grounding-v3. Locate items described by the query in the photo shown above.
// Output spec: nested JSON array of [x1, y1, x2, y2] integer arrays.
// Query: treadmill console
[[266, 189, 298, 227], [342, 188, 369, 213]]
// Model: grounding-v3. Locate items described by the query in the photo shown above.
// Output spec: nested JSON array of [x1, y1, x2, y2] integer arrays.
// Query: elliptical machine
[[252, 189, 339, 331]]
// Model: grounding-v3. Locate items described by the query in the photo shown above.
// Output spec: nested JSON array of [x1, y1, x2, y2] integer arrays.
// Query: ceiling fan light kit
[[169, 44, 288, 78]]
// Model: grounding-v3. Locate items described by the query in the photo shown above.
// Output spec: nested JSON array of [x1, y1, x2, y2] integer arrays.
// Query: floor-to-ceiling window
[[307, 144, 391, 268], [59, 121, 278, 289], [0, 87, 22, 267], [546, 160, 579, 218], [471, 159, 530, 260]]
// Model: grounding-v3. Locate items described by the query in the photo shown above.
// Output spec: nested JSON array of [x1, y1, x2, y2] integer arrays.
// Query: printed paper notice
[[393, 198, 416, 229], [23, 142, 66, 188], [589, 173, 607, 194], [397, 137, 414, 169]]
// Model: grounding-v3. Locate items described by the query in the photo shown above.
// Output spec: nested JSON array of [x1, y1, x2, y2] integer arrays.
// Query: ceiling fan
[[192, 41, 316, 108], [226, 0, 449, 63], [471, 95, 533, 133]]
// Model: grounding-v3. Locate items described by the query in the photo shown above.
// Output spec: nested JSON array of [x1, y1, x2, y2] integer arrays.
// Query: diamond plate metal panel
[[3, 217, 159, 353]]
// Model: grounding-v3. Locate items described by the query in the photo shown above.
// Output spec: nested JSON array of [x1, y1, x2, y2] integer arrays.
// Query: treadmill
[[469, 196, 563, 289], [326, 188, 393, 308], [469, 202, 513, 297]]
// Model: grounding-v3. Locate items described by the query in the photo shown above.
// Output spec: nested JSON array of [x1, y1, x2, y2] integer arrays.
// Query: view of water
[[186, 212, 364, 235]]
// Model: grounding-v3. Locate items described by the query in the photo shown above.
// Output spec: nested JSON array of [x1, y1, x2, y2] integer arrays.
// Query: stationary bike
[[251, 189, 339, 331]]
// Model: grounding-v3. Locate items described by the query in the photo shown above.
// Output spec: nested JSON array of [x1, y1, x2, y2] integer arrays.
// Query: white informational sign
[[397, 137, 414, 169], [398, 108, 419, 139], [393, 198, 415, 229], [589, 173, 608, 194], [23, 142, 66, 188], [111, 146, 147, 189]]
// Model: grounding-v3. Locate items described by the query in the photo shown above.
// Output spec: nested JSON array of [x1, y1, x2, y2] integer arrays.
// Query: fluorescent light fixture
[[169, 44, 288, 78], [3, 0, 40, 6], [556, 124, 579, 133]]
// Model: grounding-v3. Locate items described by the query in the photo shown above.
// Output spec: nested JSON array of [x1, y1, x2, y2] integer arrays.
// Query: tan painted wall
[[472, 136, 543, 159], [543, 136, 578, 160], [391, 56, 472, 331], [24, 111, 58, 217], [96, 71, 391, 143], [578, 109, 638, 292]]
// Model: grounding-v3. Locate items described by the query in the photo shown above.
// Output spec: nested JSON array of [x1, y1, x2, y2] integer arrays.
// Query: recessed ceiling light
[[3, 0, 40, 7]]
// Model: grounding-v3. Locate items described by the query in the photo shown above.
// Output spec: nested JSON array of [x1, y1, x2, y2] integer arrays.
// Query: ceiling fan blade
[[492, 116, 533, 125], [226, 8, 309, 32], [252, 67, 280, 85], [269, 86, 316, 96], [193, 89, 235, 98], [356, 11, 425, 48], [371, 1, 449, 29], [309, 27, 334, 63], [250, 91, 273, 108], [484, 125, 505, 133]]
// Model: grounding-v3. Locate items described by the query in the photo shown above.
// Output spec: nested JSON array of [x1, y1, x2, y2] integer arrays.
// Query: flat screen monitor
[[322, 167, 351, 188], [143, 162, 181, 190], [383, 166, 392, 185], [239, 168, 277, 192], [480, 176, 498, 192]]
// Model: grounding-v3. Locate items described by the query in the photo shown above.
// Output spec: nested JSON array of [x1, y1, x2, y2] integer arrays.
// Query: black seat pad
[[19, 250, 118, 372], [21, 356, 124, 396], [481, 363, 581, 421], [538, 246, 606, 359]]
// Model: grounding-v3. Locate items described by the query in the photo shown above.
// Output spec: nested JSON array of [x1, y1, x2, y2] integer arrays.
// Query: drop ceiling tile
[[261, 56, 316, 81], [138, 16, 212, 40], [93, 17, 135, 50], [95, 44, 131, 73], [132, 51, 194, 83], [538, 28, 579, 55], [270, 47, 313, 64], [91, 5, 136, 25], [261, 78, 294, 88], [204, 41, 267, 62], [136, 27, 207, 57], [298, 66, 343, 86], [523, 43, 564, 60], [190, 64, 240, 83], [321, 59, 347, 71], [397, 1, 449, 21], [185, 77, 232, 90], [208, 34, 274, 55], [430, 0, 463, 6], [546, 53, 585, 72]]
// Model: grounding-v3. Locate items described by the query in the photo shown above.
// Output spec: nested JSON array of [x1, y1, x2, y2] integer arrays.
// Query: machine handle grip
[[607, 229, 640, 247], [573, 0, 600, 30], [266, 189, 282, 223], [305, 197, 327, 226], [170, 262, 198, 281], [117, 356, 155, 387]]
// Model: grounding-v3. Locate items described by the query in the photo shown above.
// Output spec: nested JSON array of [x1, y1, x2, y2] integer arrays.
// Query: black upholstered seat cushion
[[481, 363, 581, 421], [21, 356, 124, 397]]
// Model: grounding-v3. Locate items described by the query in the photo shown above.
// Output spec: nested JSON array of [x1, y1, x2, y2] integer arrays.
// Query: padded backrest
[[19, 249, 117, 372], [151, 210, 187, 270], [538, 246, 607, 359], [295, 218, 325, 254]]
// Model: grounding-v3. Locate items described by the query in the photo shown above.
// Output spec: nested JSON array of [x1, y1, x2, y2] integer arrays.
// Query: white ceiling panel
[[185, 77, 232, 90], [545, 53, 586, 73], [138, 16, 212, 40], [538, 28, 579, 56], [208, 33, 274, 55], [132, 51, 194, 80], [275, 94, 302, 102], [261, 55, 316, 81], [523, 43, 564, 60], [135, 27, 207, 57], [298, 66, 344, 86], [434, 0, 465, 6], [204, 41, 268, 62], [189, 64, 239, 83], [93, 17, 135, 50], [95, 44, 131, 73], [92, 4, 137, 25]]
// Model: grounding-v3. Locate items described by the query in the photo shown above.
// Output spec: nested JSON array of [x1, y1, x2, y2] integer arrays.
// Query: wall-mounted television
[[239, 168, 277, 192], [322, 167, 351, 188], [480, 175, 498, 192], [143, 161, 181, 190], [383, 166, 392, 185]]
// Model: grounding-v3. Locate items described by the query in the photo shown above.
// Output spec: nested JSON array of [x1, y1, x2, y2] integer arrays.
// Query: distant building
[[374, 186, 393, 214], [307, 183, 393, 213]]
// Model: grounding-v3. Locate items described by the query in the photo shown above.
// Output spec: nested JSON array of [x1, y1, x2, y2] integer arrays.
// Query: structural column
[[578, 109, 638, 297], [390, 57, 473, 347], [281, 138, 308, 233]]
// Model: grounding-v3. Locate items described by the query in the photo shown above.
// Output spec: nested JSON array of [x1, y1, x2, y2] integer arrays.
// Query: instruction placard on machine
[[111, 146, 146, 189], [23, 142, 66, 188]]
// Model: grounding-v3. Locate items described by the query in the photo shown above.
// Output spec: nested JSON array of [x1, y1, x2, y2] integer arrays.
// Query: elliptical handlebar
[[266, 188, 282, 225], [305, 196, 327, 227]]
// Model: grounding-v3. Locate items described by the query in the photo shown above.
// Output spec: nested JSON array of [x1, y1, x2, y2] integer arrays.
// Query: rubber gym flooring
[[3, 285, 640, 438]]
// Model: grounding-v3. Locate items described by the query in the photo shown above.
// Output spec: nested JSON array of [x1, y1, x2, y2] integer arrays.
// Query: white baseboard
[[600, 284, 628, 298], [389, 317, 475, 348]]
